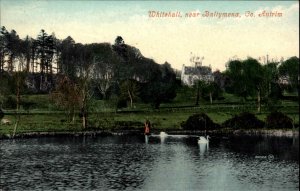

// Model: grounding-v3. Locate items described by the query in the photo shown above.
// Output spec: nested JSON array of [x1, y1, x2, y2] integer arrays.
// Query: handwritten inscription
[[148, 10, 283, 19]]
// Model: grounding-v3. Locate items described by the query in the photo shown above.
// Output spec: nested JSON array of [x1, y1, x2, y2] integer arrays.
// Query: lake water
[[0, 134, 299, 191]]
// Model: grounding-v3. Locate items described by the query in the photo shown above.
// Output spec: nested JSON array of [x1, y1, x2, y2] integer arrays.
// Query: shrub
[[3, 96, 16, 109], [117, 99, 127, 109], [222, 112, 264, 129], [181, 113, 219, 130], [265, 111, 293, 129], [0, 108, 4, 119], [21, 101, 36, 112]]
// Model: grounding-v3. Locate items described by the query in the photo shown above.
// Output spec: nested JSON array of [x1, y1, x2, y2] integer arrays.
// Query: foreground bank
[[0, 128, 298, 140], [0, 110, 298, 139]]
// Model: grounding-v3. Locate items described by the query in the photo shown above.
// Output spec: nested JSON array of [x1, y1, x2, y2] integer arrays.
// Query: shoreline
[[0, 129, 298, 140]]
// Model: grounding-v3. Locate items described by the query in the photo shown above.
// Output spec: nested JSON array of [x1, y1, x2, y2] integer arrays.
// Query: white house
[[181, 65, 214, 86], [181, 54, 214, 86]]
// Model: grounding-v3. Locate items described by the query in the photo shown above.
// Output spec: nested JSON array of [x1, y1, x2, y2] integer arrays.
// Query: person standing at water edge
[[144, 120, 151, 135]]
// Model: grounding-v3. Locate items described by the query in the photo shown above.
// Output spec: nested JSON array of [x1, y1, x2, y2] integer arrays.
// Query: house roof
[[183, 66, 212, 75]]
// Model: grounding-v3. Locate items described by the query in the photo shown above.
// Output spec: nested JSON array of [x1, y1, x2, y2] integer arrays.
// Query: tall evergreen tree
[[36, 29, 55, 90]]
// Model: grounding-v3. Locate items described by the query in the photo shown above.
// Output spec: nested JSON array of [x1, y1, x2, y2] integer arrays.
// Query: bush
[[0, 108, 4, 119], [181, 113, 219, 130], [3, 96, 16, 109], [117, 99, 127, 109], [265, 98, 281, 112], [21, 101, 36, 112], [222, 112, 264, 129], [265, 111, 293, 129]]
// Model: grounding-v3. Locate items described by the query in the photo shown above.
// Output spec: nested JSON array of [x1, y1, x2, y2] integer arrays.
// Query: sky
[[0, 0, 299, 71]]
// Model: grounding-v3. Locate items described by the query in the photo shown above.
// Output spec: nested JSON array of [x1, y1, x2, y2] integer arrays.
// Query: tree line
[[0, 26, 299, 129], [223, 56, 299, 112], [0, 27, 177, 129]]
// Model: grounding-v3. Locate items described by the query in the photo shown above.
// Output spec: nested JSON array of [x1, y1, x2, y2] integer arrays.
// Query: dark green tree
[[194, 80, 206, 106], [58, 36, 76, 79], [142, 62, 176, 108], [114, 36, 124, 46], [0, 28, 21, 73], [0, 73, 10, 108], [225, 60, 247, 99], [242, 58, 264, 112], [203, 82, 221, 104], [262, 62, 282, 111], [278, 57, 299, 95], [0, 26, 8, 72], [225, 58, 265, 112], [120, 79, 140, 108], [36, 29, 55, 89], [22, 36, 33, 72], [91, 43, 120, 98]]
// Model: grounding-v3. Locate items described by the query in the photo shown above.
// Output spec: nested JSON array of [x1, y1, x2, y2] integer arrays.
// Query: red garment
[[145, 126, 150, 134]]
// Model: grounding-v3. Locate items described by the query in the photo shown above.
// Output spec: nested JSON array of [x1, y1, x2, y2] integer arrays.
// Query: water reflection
[[198, 142, 209, 155], [0, 135, 298, 190], [223, 135, 299, 161], [145, 135, 149, 144]]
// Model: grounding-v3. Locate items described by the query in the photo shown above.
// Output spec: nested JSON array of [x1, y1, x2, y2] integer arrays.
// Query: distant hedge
[[181, 113, 219, 130], [222, 112, 264, 129], [265, 111, 293, 129]]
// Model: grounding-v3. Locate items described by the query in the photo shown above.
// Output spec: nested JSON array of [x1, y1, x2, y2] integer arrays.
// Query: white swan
[[159, 131, 168, 137], [198, 135, 210, 144], [159, 131, 168, 143]]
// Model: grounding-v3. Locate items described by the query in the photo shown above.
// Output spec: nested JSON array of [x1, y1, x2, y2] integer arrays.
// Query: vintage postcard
[[0, 1, 299, 190]]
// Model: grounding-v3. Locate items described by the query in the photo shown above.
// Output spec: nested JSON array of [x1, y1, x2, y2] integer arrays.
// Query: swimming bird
[[159, 131, 168, 137], [198, 135, 209, 144], [159, 132, 168, 143]]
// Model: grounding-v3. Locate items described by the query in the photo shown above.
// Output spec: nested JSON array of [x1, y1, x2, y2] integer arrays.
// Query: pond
[[0, 134, 299, 191]]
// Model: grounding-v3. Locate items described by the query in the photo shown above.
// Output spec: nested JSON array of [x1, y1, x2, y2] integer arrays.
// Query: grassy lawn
[[0, 93, 298, 136], [0, 114, 82, 135]]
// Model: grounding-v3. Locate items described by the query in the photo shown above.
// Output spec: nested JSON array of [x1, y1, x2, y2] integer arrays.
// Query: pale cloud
[[256, 2, 299, 15]]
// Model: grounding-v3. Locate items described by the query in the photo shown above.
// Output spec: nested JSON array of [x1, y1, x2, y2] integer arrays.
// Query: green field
[[0, 92, 299, 136]]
